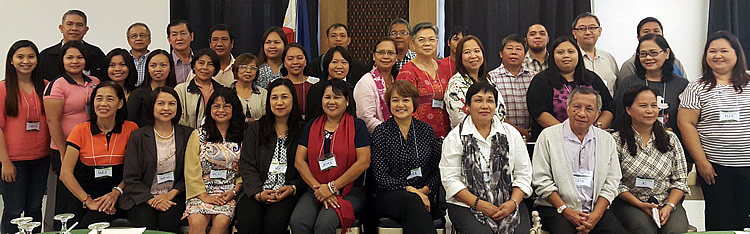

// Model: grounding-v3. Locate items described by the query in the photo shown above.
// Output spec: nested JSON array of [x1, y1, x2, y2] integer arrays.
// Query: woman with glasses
[[354, 37, 399, 133], [230, 53, 266, 122]]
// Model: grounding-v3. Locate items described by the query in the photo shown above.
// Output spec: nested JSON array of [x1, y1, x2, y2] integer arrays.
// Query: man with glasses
[[616, 17, 687, 81], [204, 24, 236, 87], [127, 22, 152, 86], [39, 9, 106, 81], [572, 12, 618, 96], [309, 23, 366, 84], [167, 19, 194, 84], [389, 18, 416, 71]]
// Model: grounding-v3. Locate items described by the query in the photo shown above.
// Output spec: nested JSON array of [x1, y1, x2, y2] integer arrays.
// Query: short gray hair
[[389, 18, 411, 33], [411, 22, 438, 39], [566, 87, 602, 111]]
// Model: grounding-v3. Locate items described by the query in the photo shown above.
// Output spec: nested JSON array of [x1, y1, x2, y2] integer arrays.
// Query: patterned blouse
[[263, 136, 288, 190], [444, 73, 506, 129], [396, 60, 451, 138], [256, 63, 283, 89], [612, 130, 690, 205]]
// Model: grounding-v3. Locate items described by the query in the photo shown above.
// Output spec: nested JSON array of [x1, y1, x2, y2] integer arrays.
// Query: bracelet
[[113, 186, 123, 194], [255, 193, 262, 201], [327, 182, 336, 194], [230, 190, 236, 195], [291, 185, 297, 195], [664, 202, 676, 209], [510, 198, 520, 212], [472, 197, 480, 211]]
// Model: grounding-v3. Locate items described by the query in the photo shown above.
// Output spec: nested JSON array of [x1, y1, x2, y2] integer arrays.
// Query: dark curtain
[[708, 0, 750, 67], [444, 0, 590, 68], [170, 0, 318, 58]]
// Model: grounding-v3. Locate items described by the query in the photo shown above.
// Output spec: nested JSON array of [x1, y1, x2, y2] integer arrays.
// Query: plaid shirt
[[488, 64, 536, 129], [523, 51, 548, 73], [130, 50, 151, 87], [395, 50, 416, 71], [613, 130, 690, 205]]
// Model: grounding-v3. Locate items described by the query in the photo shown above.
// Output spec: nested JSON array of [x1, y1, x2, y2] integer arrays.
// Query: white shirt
[[581, 48, 618, 96]]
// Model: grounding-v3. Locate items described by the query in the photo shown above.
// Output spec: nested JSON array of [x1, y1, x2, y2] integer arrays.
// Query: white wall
[[0, 0, 170, 79], [593, 0, 709, 80]]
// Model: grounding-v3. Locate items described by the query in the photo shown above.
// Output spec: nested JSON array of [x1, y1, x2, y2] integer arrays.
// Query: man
[[532, 87, 626, 234], [489, 34, 537, 140], [524, 24, 550, 72], [127, 22, 151, 87], [440, 25, 468, 76], [167, 19, 194, 84], [207, 24, 235, 87], [389, 18, 416, 71], [616, 17, 687, 81], [308, 23, 366, 84], [39, 9, 106, 81], [572, 12, 619, 96]]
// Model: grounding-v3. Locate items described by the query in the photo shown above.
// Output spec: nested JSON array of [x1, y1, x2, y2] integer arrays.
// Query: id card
[[635, 177, 655, 189], [719, 110, 740, 122], [94, 167, 113, 179], [269, 159, 287, 174], [483, 169, 491, 183], [573, 171, 593, 187], [407, 167, 422, 180], [318, 154, 337, 171], [432, 99, 444, 109], [26, 121, 40, 131], [210, 169, 228, 179], [157, 171, 175, 184]]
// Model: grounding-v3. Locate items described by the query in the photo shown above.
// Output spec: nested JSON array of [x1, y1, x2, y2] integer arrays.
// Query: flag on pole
[[282, 0, 298, 43]]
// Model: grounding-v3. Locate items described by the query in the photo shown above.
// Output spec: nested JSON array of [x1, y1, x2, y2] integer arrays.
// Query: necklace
[[155, 128, 175, 139]]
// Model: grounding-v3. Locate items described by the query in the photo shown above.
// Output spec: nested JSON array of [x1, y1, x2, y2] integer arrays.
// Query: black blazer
[[239, 121, 303, 201], [119, 124, 193, 210], [38, 40, 106, 81]]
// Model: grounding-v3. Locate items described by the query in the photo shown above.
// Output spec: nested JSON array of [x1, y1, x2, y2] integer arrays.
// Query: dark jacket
[[126, 85, 153, 127], [38, 40, 106, 81], [119, 124, 193, 210], [308, 54, 367, 85], [239, 121, 304, 202]]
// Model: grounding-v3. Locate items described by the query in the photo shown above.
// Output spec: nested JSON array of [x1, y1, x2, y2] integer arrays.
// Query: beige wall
[[319, 0, 347, 55], [409, 0, 437, 26]]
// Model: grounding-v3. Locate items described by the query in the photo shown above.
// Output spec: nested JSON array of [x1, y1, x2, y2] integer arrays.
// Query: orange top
[[66, 120, 138, 166]]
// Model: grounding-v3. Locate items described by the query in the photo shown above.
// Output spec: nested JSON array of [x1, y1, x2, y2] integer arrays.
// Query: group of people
[[1, 8, 748, 234]]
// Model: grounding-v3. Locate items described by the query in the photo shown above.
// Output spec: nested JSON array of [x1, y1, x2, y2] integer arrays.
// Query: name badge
[[573, 171, 593, 187], [719, 110, 740, 122], [210, 169, 228, 179], [318, 154, 337, 171], [432, 99, 444, 109], [407, 167, 422, 180], [94, 167, 113, 179], [482, 169, 491, 183], [635, 177, 655, 189], [269, 159, 287, 174], [157, 171, 175, 184], [26, 121, 40, 131]]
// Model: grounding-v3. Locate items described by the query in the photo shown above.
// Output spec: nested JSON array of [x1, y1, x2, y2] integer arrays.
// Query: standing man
[[127, 22, 151, 87], [39, 9, 106, 81], [207, 24, 235, 87], [524, 24, 550, 73], [616, 17, 687, 81], [309, 23, 366, 84], [572, 12, 619, 95], [389, 18, 416, 71], [489, 34, 538, 140], [167, 19, 194, 84]]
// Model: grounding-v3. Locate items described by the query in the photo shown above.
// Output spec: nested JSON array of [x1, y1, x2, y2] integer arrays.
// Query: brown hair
[[384, 80, 420, 112]]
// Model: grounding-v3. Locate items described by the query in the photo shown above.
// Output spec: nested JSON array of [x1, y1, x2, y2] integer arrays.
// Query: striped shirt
[[679, 79, 750, 166], [488, 64, 537, 129]]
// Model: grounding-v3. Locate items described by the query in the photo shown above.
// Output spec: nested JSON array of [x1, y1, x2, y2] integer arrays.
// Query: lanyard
[[317, 128, 338, 160]]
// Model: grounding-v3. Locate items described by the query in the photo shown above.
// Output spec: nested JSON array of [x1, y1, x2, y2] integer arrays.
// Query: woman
[[440, 82, 532, 233], [526, 36, 614, 140], [396, 22, 451, 138], [175, 48, 223, 129], [183, 87, 245, 234], [305, 46, 357, 120], [120, 87, 192, 232], [236, 79, 305, 233], [256, 26, 289, 89], [439, 25, 468, 76], [371, 80, 442, 233], [127, 49, 177, 126], [354, 37, 399, 133], [611, 85, 689, 233], [0, 40, 49, 234], [59, 81, 138, 227], [104, 48, 138, 99], [231, 53, 267, 122], [445, 36, 507, 129], [290, 79, 371, 234], [678, 31, 750, 231], [282, 43, 319, 117]]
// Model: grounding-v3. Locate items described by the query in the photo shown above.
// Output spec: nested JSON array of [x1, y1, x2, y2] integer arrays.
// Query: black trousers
[[537, 206, 626, 234], [235, 195, 298, 234], [700, 162, 750, 230], [374, 190, 438, 234], [125, 197, 185, 233]]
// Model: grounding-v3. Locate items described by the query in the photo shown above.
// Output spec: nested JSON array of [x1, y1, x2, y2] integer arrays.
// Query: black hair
[[445, 25, 470, 54], [127, 22, 150, 36], [143, 86, 182, 126], [365, 37, 399, 79], [210, 24, 234, 41], [143, 49, 177, 88], [326, 23, 349, 37], [700, 31, 750, 93], [324, 79, 356, 116], [501, 34, 528, 51], [4, 40, 45, 117], [60, 40, 88, 75], [191, 48, 221, 77], [280, 43, 310, 77], [259, 26, 289, 64], [634, 34, 676, 82], [545, 36, 595, 89], [465, 82, 498, 107], [614, 85, 673, 156], [104, 48, 138, 92], [62, 9, 87, 24], [258, 79, 303, 144], [636, 17, 663, 37], [167, 19, 193, 35], [88, 81, 128, 125], [203, 87, 246, 143], [321, 46, 353, 80], [455, 36, 489, 83], [572, 12, 600, 29]]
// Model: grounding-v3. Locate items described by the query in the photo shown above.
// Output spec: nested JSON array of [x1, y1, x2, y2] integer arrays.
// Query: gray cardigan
[[531, 123, 621, 211]]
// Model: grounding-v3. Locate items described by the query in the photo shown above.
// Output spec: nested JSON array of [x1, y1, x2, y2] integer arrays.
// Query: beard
[[529, 44, 546, 53]]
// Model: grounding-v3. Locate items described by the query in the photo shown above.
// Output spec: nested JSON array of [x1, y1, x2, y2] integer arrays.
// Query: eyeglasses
[[575, 26, 601, 32], [129, 33, 151, 39], [211, 104, 233, 110], [415, 37, 437, 44], [637, 50, 666, 58], [390, 31, 410, 37], [237, 64, 258, 71], [374, 50, 396, 56]]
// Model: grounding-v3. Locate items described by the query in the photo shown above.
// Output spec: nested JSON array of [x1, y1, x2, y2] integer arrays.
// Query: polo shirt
[[66, 120, 138, 166], [0, 81, 50, 161], [43, 74, 100, 150]]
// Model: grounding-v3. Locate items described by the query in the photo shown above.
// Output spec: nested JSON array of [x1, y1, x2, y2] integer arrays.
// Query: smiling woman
[[175, 48, 223, 128]]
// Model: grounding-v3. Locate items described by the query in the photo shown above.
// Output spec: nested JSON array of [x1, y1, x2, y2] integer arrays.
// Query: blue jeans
[[1, 157, 50, 234]]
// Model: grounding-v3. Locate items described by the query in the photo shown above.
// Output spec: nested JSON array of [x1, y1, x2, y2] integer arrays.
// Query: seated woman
[[120, 87, 193, 232], [354, 37, 399, 133], [236, 79, 305, 233], [290, 79, 371, 234], [611, 85, 689, 233], [183, 88, 246, 234], [371, 80, 442, 233], [231, 53, 267, 122], [441, 82, 532, 233], [128, 49, 178, 126], [59, 81, 138, 227], [176, 48, 223, 129]]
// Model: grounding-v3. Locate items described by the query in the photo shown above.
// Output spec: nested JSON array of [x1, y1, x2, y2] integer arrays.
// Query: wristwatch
[[556, 204, 567, 214]]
